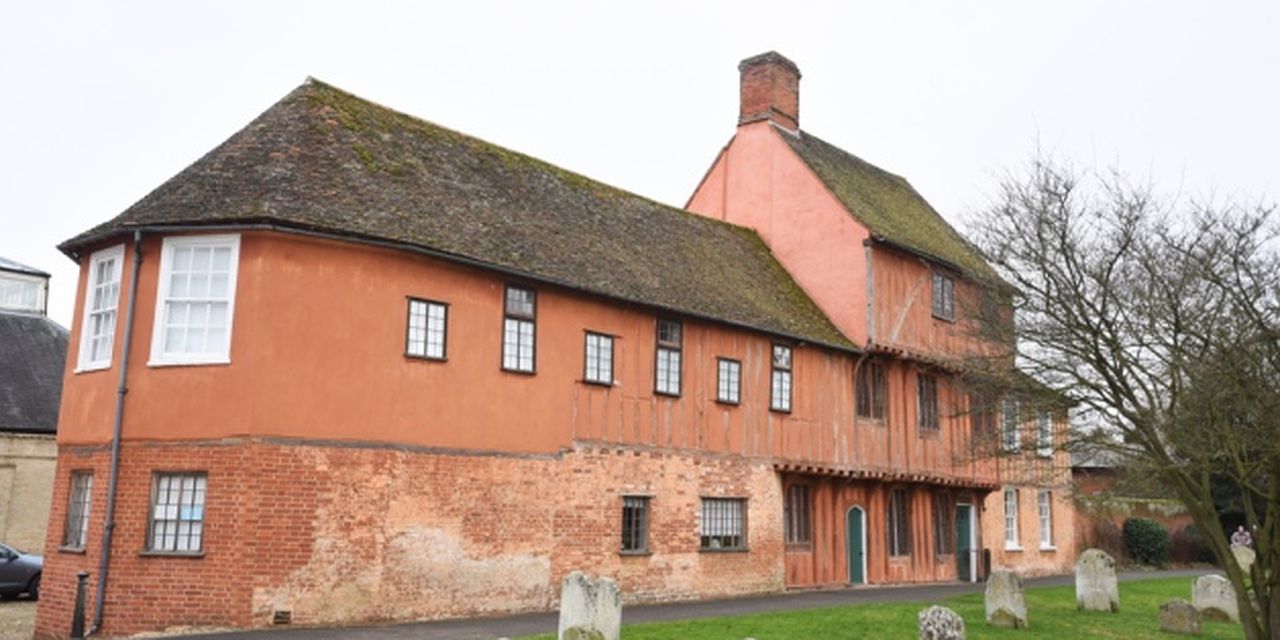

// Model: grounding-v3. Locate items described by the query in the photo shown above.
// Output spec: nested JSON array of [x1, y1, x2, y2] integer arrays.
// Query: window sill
[[1004, 545, 1024, 552], [147, 358, 231, 368], [139, 550, 205, 559], [715, 399, 740, 407], [405, 354, 447, 363], [73, 362, 111, 374], [699, 547, 749, 554], [580, 379, 615, 388], [1039, 545, 1057, 552], [618, 550, 652, 557], [931, 313, 956, 324], [501, 367, 537, 376], [57, 546, 86, 555], [1036, 452, 1053, 459], [654, 390, 681, 399], [769, 407, 792, 415]]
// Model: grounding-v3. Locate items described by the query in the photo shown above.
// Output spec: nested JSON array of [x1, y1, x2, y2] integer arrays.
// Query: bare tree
[[968, 156, 1279, 639]]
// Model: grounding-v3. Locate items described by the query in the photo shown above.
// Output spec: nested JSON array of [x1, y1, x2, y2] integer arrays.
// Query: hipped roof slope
[[61, 80, 853, 350], [0, 312, 68, 433]]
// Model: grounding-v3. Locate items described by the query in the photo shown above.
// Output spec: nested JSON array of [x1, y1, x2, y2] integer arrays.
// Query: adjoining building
[[36, 53, 1074, 637]]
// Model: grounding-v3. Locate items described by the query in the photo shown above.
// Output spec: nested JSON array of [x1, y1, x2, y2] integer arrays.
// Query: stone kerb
[[919, 605, 965, 640], [1075, 548, 1120, 613], [1159, 599, 1202, 636], [1191, 574, 1238, 623], [984, 570, 1028, 629], [558, 571, 621, 640]]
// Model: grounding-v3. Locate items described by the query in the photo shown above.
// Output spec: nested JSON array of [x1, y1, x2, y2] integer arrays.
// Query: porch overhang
[[773, 461, 999, 491]]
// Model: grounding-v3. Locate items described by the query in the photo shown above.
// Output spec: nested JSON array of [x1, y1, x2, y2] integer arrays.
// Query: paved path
[[185, 569, 1209, 640]]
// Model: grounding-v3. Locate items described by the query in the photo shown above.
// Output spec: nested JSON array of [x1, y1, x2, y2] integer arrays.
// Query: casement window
[[971, 393, 997, 435], [856, 361, 886, 419], [1038, 490, 1054, 549], [77, 244, 124, 371], [148, 472, 207, 553], [405, 298, 448, 360], [888, 488, 911, 557], [0, 273, 43, 313], [716, 358, 741, 404], [583, 332, 614, 385], [784, 485, 811, 545], [932, 272, 955, 321], [1004, 488, 1020, 549], [1001, 398, 1021, 452], [700, 497, 746, 551], [933, 492, 956, 555], [502, 286, 536, 372], [620, 496, 649, 553], [917, 374, 939, 431], [149, 235, 240, 366], [770, 344, 793, 412], [654, 319, 682, 396], [61, 471, 93, 549], [1036, 411, 1053, 457]]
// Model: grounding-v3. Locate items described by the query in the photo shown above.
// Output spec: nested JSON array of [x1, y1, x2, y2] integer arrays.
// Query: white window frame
[[654, 319, 682, 396], [1038, 490, 1054, 549], [62, 471, 93, 550], [583, 331, 614, 385], [148, 235, 240, 367], [502, 285, 536, 373], [76, 244, 125, 372], [1004, 487, 1021, 550], [0, 271, 47, 313], [1036, 411, 1053, 457], [1001, 397, 1021, 453]]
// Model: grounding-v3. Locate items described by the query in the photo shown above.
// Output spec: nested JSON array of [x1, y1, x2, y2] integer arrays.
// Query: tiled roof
[[0, 311, 68, 433], [61, 80, 854, 350], [778, 128, 1000, 280], [0, 256, 49, 278]]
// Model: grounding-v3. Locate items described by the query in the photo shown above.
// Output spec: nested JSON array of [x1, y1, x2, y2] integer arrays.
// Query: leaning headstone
[[1076, 548, 1120, 612], [1192, 574, 1239, 623], [1232, 544, 1256, 576], [558, 571, 621, 640], [984, 570, 1028, 629], [1160, 599, 1202, 635], [919, 605, 966, 639]]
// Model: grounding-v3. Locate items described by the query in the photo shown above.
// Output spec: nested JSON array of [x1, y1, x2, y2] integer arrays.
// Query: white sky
[[2, 1, 1276, 327]]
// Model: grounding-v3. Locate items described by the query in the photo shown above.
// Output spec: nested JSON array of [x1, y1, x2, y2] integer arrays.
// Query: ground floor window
[[700, 497, 746, 551], [1004, 487, 1020, 549], [1038, 490, 1054, 548], [888, 488, 910, 557], [148, 472, 207, 553], [932, 491, 956, 555], [784, 485, 811, 545], [62, 471, 93, 549], [621, 496, 649, 553]]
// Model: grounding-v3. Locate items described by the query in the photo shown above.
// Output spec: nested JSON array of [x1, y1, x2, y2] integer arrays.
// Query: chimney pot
[[738, 51, 801, 131]]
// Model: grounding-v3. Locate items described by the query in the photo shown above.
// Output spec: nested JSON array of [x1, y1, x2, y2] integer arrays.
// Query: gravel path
[[0, 600, 36, 640]]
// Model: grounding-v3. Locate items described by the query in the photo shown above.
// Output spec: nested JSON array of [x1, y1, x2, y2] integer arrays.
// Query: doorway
[[846, 506, 866, 585], [956, 503, 977, 582]]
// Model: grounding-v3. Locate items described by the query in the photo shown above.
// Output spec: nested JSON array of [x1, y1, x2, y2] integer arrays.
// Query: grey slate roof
[[0, 311, 68, 433], [0, 256, 49, 278], [61, 80, 854, 350]]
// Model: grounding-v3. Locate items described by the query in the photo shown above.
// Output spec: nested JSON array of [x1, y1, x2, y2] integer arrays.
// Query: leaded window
[[856, 361, 886, 419], [584, 332, 614, 385], [917, 374, 939, 431], [784, 485, 811, 544], [406, 298, 448, 360], [502, 286, 536, 372], [655, 319, 682, 396], [62, 471, 93, 549], [888, 488, 911, 557], [932, 271, 955, 320], [933, 491, 956, 555], [717, 358, 741, 404], [770, 344, 792, 412]]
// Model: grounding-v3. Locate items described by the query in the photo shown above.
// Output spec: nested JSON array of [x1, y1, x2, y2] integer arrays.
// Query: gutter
[[89, 231, 143, 635]]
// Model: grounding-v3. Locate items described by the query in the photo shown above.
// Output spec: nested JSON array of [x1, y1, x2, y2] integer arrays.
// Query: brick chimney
[[738, 51, 801, 131]]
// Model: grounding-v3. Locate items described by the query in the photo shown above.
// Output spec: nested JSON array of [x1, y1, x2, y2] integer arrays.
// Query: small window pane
[[584, 333, 613, 384], [406, 299, 447, 360], [717, 359, 741, 404], [505, 287, 535, 318], [772, 345, 792, 370], [148, 473, 207, 553]]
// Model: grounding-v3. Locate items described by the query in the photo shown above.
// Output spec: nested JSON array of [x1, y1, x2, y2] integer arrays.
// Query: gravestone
[[918, 605, 966, 640], [1076, 548, 1120, 613], [1159, 599, 1202, 635], [1191, 574, 1238, 623], [1232, 544, 1256, 576], [984, 570, 1028, 629], [558, 571, 621, 640]]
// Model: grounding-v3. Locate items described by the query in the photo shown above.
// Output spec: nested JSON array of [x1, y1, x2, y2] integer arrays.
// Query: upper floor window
[[888, 488, 911, 557], [784, 484, 811, 545], [1036, 411, 1053, 457], [717, 358, 741, 405], [0, 273, 43, 313], [406, 298, 448, 360], [770, 344, 792, 412], [583, 332, 614, 385], [1001, 398, 1021, 452], [856, 361, 886, 419], [62, 471, 93, 550], [502, 286, 536, 372], [932, 272, 955, 321], [654, 319, 682, 396], [971, 393, 998, 435], [149, 235, 239, 366], [78, 245, 124, 371], [917, 374, 939, 431]]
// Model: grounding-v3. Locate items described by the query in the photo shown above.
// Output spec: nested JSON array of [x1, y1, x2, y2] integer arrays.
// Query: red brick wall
[[36, 439, 784, 637]]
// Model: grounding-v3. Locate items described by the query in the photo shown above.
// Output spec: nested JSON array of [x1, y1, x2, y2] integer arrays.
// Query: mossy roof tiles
[[61, 80, 854, 350]]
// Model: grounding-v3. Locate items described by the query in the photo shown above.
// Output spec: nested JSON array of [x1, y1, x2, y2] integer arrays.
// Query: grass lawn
[[522, 576, 1240, 639]]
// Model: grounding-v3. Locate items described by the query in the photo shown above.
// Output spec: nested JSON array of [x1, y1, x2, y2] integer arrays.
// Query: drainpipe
[[90, 231, 143, 635]]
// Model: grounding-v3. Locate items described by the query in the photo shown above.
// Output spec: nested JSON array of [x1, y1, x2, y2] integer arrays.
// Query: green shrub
[[1124, 518, 1171, 566]]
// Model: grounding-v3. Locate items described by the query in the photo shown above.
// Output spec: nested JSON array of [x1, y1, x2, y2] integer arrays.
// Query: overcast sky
[[2, 1, 1276, 327]]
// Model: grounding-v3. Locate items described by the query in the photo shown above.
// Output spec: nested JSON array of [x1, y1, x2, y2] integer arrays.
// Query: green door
[[846, 507, 865, 584], [956, 504, 973, 582]]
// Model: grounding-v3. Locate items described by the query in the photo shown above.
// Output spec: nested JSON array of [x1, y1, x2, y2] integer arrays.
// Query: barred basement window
[[716, 358, 741, 404], [1004, 488, 1021, 549], [584, 332, 614, 385], [654, 319, 682, 396], [932, 272, 955, 321], [784, 485, 811, 544], [62, 471, 93, 549], [700, 497, 746, 551], [148, 472, 207, 553], [620, 496, 649, 553], [887, 488, 911, 557], [502, 286, 536, 372], [406, 298, 448, 360], [917, 374, 939, 431], [1038, 490, 1054, 548], [770, 344, 792, 413], [1036, 411, 1053, 457], [856, 361, 886, 419], [932, 492, 956, 555], [1002, 398, 1021, 452]]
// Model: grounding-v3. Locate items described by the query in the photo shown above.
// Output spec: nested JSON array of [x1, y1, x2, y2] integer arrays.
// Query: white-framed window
[[1038, 490, 1054, 549], [0, 272, 45, 313], [147, 472, 207, 553], [932, 272, 955, 320], [1004, 487, 1021, 549], [406, 298, 448, 360], [654, 319, 682, 396], [502, 285, 536, 372], [584, 331, 614, 385], [149, 235, 240, 366], [1001, 397, 1021, 453], [700, 497, 746, 551], [77, 245, 124, 371], [62, 471, 93, 549], [717, 358, 741, 404], [770, 344, 792, 412], [1036, 411, 1053, 457]]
